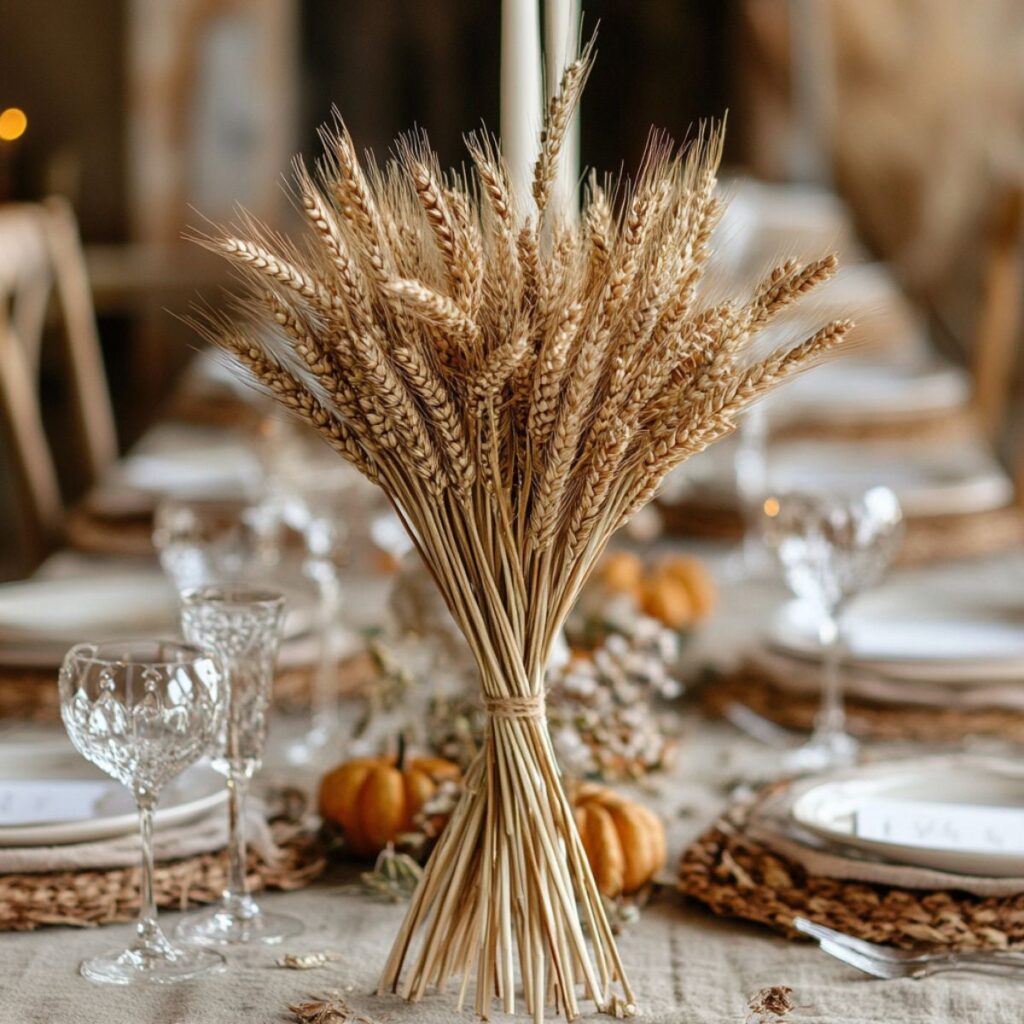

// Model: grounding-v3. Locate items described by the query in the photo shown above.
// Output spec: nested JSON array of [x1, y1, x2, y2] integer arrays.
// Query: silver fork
[[794, 918, 1024, 965], [794, 918, 1024, 979]]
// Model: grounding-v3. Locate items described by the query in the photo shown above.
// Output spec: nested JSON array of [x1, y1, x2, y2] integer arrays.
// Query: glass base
[[176, 899, 304, 946], [784, 729, 859, 774], [81, 938, 225, 986]]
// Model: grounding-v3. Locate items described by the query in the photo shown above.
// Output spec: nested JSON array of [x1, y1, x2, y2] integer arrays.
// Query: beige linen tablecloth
[[0, 723, 1020, 1024], [10, 391, 1024, 1022], [8, 888, 1022, 1024]]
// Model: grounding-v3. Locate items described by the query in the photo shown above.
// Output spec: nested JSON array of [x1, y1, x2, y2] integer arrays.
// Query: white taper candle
[[544, 0, 581, 219], [501, 0, 544, 214]]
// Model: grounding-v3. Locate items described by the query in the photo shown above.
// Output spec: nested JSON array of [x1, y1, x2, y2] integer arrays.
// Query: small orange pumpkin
[[639, 575, 695, 629], [600, 551, 645, 596], [318, 746, 460, 859], [653, 555, 716, 620], [573, 783, 666, 898]]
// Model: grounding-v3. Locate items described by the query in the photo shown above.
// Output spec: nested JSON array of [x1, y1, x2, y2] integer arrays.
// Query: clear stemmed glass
[[59, 640, 226, 985], [278, 479, 351, 767], [761, 486, 904, 772], [731, 404, 773, 579], [175, 585, 301, 945], [153, 497, 280, 593]]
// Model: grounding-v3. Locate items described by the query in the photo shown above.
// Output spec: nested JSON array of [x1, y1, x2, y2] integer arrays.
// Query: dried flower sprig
[[289, 991, 376, 1024], [193, 49, 845, 1024]]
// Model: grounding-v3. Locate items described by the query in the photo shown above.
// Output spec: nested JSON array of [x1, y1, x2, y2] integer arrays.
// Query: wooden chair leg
[[0, 322, 63, 561], [972, 185, 1024, 443]]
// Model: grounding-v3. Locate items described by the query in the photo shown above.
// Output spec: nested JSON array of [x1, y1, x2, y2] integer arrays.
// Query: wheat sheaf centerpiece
[[193, 49, 846, 1022]]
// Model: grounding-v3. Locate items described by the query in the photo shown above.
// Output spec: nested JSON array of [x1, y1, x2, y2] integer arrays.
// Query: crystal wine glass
[[731, 404, 773, 579], [153, 497, 280, 593], [175, 585, 301, 945], [59, 640, 226, 985], [761, 485, 904, 772], [279, 483, 349, 766]]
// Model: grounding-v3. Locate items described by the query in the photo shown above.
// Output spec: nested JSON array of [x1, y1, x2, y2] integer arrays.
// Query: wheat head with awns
[[192, 48, 847, 1023]]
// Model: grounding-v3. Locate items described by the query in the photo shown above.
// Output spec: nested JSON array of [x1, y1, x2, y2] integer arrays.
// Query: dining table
[[1, 368, 1022, 1024]]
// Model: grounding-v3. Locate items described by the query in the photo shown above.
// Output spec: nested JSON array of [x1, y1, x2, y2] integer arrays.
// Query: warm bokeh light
[[0, 108, 28, 141], [762, 496, 780, 518]]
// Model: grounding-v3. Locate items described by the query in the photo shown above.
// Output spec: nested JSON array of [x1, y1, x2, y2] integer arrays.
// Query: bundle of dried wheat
[[193, 49, 846, 1023]]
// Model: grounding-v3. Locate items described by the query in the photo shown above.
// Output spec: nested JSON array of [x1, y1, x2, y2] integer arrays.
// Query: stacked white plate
[[768, 568, 1024, 683], [675, 435, 1012, 519], [87, 423, 265, 518], [0, 569, 315, 669], [760, 359, 971, 432], [789, 757, 1024, 878], [749, 558, 1024, 715], [0, 741, 226, 848]]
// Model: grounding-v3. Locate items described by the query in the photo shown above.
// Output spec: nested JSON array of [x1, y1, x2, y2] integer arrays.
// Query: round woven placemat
[[699, 667, 1024, 744], [0, 820, 326, 932], [0, 650, 378, 723], [162, 389, 266, 431], [679, 800, 1024, 950], [64, 506, 155, 557], [771, 407, 980, 446], [658, 501, 1024, 566]]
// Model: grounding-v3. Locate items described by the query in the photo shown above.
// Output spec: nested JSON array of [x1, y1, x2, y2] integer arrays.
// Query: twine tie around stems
[[484, 693, 546, 720]]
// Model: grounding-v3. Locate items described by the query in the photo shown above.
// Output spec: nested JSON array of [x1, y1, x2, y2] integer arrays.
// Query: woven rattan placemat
[[699, 668, 1024, 744], [659, 502, 1024, 566], [0, 821, 325, 932], [679, 801, 1024, 950], [0, 651, 377, 723], [63, 507, 155, 557], [771, 407, 980, 446]]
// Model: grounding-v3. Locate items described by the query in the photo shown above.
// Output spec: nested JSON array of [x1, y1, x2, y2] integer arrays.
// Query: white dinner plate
[[678, 437, 1012, 518], [764, 361, 970, 426], [0, 573, 179, 646], [0, 572, 314, 668], [791, 759, 1024, 877], [768, 576, 1024, 681], [0, 743, 226, 847], [89, 423, 265, 516]]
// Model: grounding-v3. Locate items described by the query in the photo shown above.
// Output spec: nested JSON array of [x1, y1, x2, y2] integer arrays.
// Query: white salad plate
[[0, 571, 314, 667], [88, 423, 265, 516], [791, 759, 1024, 877], [764, 361, 970, 426], [768, 576, 1024, 682], [0, 743, 225, 847], [679, 437, 1011, 519]]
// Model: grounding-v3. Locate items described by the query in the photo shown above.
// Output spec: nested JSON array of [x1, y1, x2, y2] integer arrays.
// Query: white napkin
[[0, 799, 279, 875], [746, 646, 1024, 711], [746, 765, 1024, 898]]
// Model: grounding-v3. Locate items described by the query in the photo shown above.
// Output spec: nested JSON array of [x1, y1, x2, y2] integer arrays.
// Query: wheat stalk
[[197, 48, 847, 1023]]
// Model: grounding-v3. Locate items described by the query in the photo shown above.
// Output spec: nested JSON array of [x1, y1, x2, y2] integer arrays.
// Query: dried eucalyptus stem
[[193, 49, 846, 1022]]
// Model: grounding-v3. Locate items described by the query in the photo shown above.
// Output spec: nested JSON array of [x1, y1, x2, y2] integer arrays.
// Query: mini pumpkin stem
[[396, 731, 407, 772]]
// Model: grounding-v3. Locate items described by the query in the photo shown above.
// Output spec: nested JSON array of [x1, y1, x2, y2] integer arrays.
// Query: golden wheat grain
[[197, 49, 847, 1019]]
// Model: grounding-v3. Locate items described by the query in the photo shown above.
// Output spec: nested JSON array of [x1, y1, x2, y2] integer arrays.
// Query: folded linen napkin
[[746, 647, 1024, 711], [744, 758, 1024, 897], [0, 798, 279, 875]]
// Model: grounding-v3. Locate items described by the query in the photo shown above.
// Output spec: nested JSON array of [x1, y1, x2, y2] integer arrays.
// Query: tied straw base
[[484, 693, 546, 720]]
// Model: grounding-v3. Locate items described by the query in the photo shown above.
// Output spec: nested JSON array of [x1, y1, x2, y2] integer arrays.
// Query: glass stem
[[135, 797, 162, 950], [737, 406, 769, 576], [224, 769, 252, 915], [311, 573, 341, 741], [813, 610, 845, 744]]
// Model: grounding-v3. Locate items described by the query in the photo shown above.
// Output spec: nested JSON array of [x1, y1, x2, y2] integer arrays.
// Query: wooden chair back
[[0, 198, 117, 558], [972, 184, 1024, 443]]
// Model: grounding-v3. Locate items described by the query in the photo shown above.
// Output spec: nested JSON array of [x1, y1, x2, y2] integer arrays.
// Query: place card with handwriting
[[0, 780, 111, 825], [855, 797, 1024, 855]]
